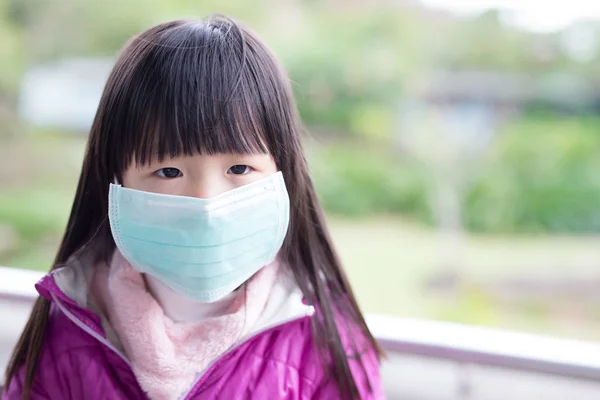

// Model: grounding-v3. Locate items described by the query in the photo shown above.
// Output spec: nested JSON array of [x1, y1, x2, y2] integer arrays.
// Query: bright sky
[[419, 0, 600, 32]]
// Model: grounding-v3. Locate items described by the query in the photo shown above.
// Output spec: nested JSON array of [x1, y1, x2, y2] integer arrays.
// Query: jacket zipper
[[51, 293, 133, 367], [180, 310, 314, 400], [52, 292, 314, 399]]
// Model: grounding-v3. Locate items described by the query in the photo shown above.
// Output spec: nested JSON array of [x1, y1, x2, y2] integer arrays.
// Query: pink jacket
[[3, 260, 384, 399]]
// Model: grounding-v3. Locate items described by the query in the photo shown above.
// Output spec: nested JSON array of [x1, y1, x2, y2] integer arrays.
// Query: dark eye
[[156, 167, 182, 179], [228, 165, 252, 175]]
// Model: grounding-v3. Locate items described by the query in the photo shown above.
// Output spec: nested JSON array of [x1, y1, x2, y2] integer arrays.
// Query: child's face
[[122, 152, 278, 198]]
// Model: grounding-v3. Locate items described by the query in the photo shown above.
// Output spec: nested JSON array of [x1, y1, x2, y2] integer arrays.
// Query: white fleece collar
[[51, 248, 314, 346]]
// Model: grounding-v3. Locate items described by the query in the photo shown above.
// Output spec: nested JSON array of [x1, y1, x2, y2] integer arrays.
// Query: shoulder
[[236, 316, 321, 379], [191, 317, 322, 399], [3, 304, 136, 400], [35, 302, 112, 369], [2, 305, 95, 399], [235, 314, 384, 399], [43, 302, 95, 350], [43, 303, 134, 380]]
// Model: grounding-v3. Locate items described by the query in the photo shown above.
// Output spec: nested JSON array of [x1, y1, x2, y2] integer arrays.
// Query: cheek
[[121, 168, 137, 188], [265, 161, 278, 174], [121, 167, 158, 192], [258, 155, 278, 174]]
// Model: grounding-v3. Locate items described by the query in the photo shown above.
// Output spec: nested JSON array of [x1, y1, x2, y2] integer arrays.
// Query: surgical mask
[[108, 172, 290, 303]]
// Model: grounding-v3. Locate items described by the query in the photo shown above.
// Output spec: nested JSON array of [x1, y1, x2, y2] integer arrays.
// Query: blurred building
[[19, 57, 114, 133]]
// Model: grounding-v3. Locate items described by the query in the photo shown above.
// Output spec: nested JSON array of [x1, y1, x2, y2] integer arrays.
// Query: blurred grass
[[329, 216, 600, 341], [0, 188, 71, 241], [0, 187, 72, 270]]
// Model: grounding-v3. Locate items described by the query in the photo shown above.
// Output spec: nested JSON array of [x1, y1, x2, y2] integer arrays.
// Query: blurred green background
[[1, 0, 600, 341]]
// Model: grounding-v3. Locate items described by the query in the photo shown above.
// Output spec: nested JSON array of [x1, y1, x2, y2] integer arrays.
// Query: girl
[[3, 16, 384, 400]]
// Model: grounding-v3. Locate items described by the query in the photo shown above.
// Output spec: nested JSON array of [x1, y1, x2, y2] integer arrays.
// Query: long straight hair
[[5, 16, 382, 399]]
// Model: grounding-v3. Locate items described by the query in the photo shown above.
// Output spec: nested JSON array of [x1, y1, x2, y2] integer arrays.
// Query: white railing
[[1, 266, 600, 399], [367, 315, 600, 399], [0, 266, 41, 302], [366, 314, 600, 381]]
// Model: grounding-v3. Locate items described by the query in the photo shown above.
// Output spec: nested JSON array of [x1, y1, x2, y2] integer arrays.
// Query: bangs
[[111, 18, 271, 168]]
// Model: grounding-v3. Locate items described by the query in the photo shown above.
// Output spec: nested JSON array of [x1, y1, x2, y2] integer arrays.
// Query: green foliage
[[274, 10, 423, 139], [0, 0, 27, 93], [0, 188, 71, 242], [308, 117, 600, 234], [0, 187, 72, 269], [308, 141, 431, 219], [466, 117, 600, 233]]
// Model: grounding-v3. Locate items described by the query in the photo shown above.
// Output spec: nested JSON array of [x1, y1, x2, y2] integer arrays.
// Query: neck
[[144, 275, 240, 323]]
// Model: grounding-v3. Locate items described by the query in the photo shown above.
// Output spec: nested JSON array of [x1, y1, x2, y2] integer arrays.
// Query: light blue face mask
[[108, 172, 290, 302]]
